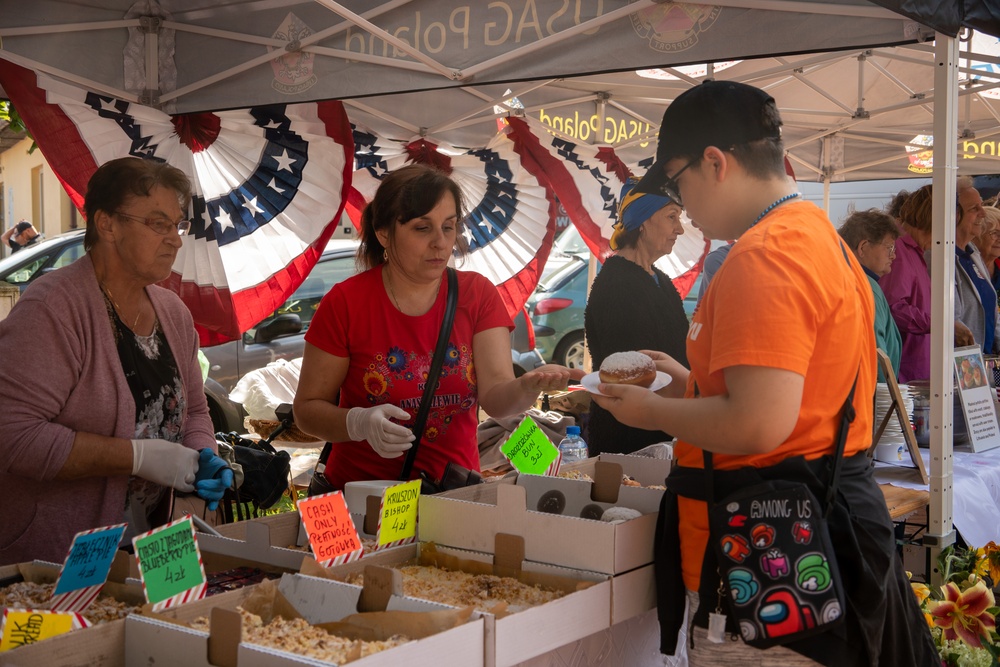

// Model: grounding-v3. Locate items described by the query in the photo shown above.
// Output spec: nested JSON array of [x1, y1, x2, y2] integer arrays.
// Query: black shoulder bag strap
[[399, 267, 459, 481], [702, 371, 858, 518]]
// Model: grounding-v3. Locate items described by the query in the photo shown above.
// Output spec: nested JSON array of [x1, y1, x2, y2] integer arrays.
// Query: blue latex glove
[[194, 448, 234, 511]]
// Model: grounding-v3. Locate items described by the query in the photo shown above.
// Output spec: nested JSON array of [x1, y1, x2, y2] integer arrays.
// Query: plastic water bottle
[[558, 425, 589, 464]]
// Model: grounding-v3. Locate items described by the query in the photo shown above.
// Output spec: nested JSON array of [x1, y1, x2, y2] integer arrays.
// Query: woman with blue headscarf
[[583, 178, 689, 455]]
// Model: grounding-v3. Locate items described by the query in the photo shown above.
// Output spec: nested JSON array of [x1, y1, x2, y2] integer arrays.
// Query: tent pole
[[927, 33, 959, 585], [820, 136, 831, 214], [140, 16, 160, 107]]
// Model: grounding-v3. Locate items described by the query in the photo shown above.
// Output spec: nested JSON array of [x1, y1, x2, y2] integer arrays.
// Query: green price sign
[[500, 414, 560, 475], [132, 517, 206, 609]]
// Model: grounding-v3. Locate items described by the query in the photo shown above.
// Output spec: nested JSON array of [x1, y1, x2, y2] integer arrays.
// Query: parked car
[[527, 254, 594, 369], [0, 228, 86, 291], [683, 273, 703, 321], [0, 232, 544, 427]]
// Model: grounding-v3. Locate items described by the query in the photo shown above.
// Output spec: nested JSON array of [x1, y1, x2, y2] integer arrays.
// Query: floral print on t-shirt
[[362, 340, 477, 443]]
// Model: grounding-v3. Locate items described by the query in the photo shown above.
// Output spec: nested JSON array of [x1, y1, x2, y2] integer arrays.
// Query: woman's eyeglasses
[[116, 211, 191, 236]]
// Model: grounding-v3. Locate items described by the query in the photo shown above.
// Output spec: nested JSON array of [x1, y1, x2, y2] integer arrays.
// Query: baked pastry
[[346, 566, 564, 613], [599, 351, 656, 388], [0, 581, 138, 624]]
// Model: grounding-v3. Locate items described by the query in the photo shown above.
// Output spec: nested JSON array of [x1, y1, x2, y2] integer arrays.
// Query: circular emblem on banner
[[629, 2, 722, 53]]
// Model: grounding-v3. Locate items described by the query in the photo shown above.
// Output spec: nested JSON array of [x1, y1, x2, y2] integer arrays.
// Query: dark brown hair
[[83, 157, 191, 251], [838, 208, 900, 251], [886, 189, 911, 220], [357, 164, 468, 270], [900, 184, 933, 234]]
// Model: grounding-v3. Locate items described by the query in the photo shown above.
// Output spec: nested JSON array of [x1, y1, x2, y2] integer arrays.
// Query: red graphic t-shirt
[[305, 266, 513, 489]]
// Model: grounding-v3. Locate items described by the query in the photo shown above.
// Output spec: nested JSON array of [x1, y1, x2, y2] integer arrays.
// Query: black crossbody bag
[[702, 373, 857, 648], [308, 268, 462, 496]]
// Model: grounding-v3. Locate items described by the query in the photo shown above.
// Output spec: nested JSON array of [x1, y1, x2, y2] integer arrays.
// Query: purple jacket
[[879, 233, 931, 383], [0, 254, 215, 565]]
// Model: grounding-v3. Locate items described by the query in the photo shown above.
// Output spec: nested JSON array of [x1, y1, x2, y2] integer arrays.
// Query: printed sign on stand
[[132, 515, 206, 611], [500, 414, 561, 475], [954, 346, 1000, 453], [298, 491, 363, 566], [375, 479, 420, 549], [50, 523, 126, 612], [0, 609, 89, 651]]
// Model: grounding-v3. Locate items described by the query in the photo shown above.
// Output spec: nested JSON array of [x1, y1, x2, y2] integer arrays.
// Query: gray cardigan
[[954, 244, 1000, 353], [0, 254, 215, 565]]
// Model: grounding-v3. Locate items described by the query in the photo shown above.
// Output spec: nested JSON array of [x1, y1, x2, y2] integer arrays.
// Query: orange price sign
[[298, 491, 364, 567]]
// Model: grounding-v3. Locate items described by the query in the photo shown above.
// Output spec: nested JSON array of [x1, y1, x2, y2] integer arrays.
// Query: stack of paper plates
[[873, 383, 913, 462]]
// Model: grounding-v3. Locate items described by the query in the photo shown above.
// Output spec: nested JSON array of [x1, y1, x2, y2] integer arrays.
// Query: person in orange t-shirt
[[593, 81, 937, 667]]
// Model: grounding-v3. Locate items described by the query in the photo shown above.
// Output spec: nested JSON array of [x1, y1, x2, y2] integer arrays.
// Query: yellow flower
[[974, 548, 990, 578], [363, 371, 388, 396], [983, 542, 1000, 583], [912, 582, 931, 606], [927, 580, 996, 649]]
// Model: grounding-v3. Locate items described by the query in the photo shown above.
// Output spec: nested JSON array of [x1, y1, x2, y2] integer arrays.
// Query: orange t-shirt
[[676, 199, 876, 591]]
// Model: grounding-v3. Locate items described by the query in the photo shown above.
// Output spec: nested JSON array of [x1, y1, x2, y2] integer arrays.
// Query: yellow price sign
[[376, 479, 421, 548], [0, 609, 87, 652]]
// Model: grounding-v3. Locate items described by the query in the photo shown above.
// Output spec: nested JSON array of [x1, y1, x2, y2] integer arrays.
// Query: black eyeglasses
[[660, 157, 698, 207], [116, 211, 191, 236]]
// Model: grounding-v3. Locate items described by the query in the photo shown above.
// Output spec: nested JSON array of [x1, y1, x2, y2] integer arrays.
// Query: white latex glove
[[346, 405, 415, 458], [131, 438, 200, 492]]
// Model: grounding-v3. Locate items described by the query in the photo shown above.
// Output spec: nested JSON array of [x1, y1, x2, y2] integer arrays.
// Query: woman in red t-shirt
[[294, 164, 580, 489]]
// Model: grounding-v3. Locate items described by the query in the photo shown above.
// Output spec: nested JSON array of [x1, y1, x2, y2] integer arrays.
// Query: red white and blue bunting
[[351, 124, 557, 318], [0, 58, 353, 345]]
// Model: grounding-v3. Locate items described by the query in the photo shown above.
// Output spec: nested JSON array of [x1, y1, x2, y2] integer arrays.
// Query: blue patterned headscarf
[[610, 177, 677, 250]]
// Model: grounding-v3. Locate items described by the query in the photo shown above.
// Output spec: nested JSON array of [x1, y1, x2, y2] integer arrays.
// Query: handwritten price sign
[[0, 609, 89, 652], [299, 491, 363, 566], [50, 523, 126, 611], [132, 516, 206, 611], [500, 414, 560, 475], [376, 479, 420, 549]]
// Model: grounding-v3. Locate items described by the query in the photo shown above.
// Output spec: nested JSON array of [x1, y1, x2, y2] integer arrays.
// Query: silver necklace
[[384, 268, 440, 313], [385, 270, 403, 312], [101, 284, 142, 331]]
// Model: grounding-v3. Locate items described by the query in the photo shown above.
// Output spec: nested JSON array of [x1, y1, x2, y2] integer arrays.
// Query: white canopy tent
[[2, 0, 1000, 575]]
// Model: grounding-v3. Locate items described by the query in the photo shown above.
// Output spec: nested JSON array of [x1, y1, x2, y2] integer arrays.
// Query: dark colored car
[[528, 255, 591, 369]]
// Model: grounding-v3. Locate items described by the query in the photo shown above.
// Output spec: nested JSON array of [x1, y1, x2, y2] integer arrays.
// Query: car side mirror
[[254, 313, 302, 344]]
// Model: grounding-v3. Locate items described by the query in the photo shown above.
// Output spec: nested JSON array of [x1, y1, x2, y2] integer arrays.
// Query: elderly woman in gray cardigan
[[952, 178, 996, 353], [0, 158, 224, 566]]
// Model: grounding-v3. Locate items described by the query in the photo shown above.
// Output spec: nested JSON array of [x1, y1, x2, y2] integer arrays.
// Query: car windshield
[[0, 232, 85, 286], [553, 224, 588, 256], [242, 247, 359, 342], [537, 254, 587, 292]]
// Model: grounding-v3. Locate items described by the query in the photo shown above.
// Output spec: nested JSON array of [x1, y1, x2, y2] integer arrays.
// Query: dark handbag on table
[[308, 268, 479, 496], [702, 373, 857, 649], [216, 431, 292, 518]]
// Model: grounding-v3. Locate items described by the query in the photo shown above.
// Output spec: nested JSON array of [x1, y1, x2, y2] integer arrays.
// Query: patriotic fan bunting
[[351, 125, 558, 318], [505, 116, 709, 295], [0, 58, 353, 345]]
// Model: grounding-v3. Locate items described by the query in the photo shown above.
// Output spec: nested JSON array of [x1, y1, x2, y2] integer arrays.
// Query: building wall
[[0, 137, 77, 252]]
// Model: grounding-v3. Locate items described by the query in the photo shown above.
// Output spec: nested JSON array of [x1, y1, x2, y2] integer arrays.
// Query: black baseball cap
[[633, 80, 783, 197]]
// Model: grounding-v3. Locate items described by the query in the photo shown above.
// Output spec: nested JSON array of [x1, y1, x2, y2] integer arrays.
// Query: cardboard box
[[126, 574, 485, 667], [0, 555, 142, 667], [0, 617, 125, 667], [197, 512, 311, 573], [315, 542, 612, 667], [419, 460, 665, 575]]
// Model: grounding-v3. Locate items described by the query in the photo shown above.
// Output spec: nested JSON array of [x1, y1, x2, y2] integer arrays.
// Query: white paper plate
[[580, 370, 672, 396]]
